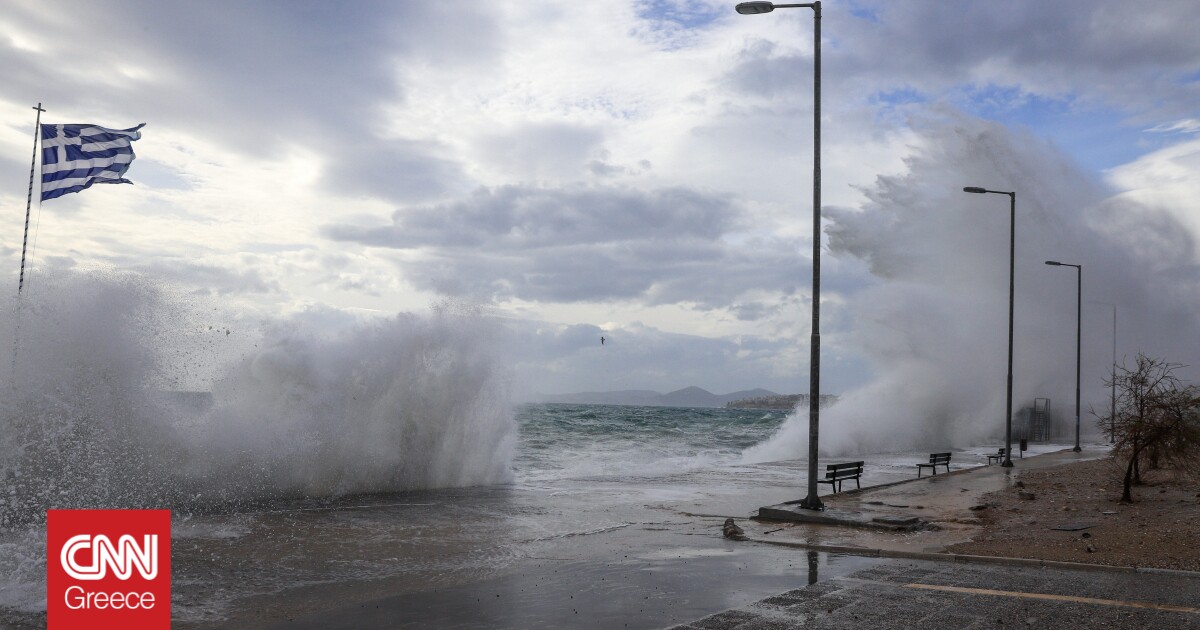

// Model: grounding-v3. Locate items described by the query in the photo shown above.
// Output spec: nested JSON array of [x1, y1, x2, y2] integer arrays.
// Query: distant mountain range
[[533, 386, 785, 408]]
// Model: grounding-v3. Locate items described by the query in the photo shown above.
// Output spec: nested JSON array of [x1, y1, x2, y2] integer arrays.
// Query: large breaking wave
[[0, 272, 515, 527], [744, 113, 1200, 462]]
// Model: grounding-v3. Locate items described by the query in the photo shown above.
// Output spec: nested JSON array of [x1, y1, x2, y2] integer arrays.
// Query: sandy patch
[[946, 456, 1200, 571]]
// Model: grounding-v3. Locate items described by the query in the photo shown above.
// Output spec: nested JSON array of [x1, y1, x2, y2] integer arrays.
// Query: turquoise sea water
[[515, 404, 790, 482]]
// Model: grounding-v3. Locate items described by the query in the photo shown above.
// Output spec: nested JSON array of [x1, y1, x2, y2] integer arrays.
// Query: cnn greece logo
[[47, 509, 171, 630], [60, 533, 158, 580]]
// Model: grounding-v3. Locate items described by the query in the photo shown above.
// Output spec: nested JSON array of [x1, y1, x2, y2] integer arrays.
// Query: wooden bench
[[817, 461, 864, 493], [916, 452, 951, 477], [986, 448, 1007, 465]]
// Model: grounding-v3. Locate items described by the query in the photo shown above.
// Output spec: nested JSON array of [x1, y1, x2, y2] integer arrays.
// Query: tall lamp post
[[736, 0, 825, 509], [1045, 261, 1082, 452], [962, 187, 1016, 467]]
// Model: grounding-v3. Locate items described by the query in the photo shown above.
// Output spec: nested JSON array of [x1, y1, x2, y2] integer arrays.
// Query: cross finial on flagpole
[[33, 103, 45, 114]]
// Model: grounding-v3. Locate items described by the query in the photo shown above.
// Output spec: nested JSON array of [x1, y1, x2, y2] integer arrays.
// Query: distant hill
[[535, 387, 783, 408]]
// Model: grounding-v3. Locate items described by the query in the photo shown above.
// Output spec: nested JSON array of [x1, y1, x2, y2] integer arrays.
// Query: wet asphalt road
[[674, 557, 1200, 629], [269, 534, 882, 629], [274, 542, 1200, 629]]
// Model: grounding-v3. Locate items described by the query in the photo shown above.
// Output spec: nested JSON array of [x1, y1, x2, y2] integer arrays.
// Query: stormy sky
[[2, 0, 1199, 402]]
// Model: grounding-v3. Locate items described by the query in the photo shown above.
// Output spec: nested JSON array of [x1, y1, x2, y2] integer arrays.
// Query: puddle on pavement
[[277, 541, 879, 629]]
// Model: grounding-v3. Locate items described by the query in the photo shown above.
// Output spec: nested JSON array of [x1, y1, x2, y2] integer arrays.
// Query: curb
[[746, 538, 1200, 579], [754, 506, 929, 531]]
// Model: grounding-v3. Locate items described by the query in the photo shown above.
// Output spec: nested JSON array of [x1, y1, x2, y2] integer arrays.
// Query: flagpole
[[19, 103, 45, 296]]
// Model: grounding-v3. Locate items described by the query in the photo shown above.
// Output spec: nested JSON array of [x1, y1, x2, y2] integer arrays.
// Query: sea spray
[[0, 273, 516, 528], [743, 112, 1200, 462], [1, 272, 183, 526], [184, 299, 516, 501]]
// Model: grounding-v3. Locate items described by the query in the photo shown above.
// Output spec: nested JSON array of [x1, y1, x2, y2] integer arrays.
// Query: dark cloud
[[329, 185, 735, 248], [322, 184, 804, 306], [3, 1, 495, 203], [723, 39, 810, 99], [324, 136, 466, 203], [723, 0, 1200, 119], [841, 0, 1200, 79], [730, 301, 771, 322]]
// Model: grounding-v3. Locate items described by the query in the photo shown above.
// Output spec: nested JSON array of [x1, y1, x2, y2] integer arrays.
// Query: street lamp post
[[1045, 261, 1082, 453], [736, 0, 824, 509], [962, 187, 1016, 467]]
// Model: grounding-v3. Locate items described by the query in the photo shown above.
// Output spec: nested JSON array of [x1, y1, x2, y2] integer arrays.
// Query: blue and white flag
[[40, 123, 145, 201]]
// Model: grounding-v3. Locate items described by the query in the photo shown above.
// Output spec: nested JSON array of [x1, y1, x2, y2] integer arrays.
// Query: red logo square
[[47, 510, 171, 630]]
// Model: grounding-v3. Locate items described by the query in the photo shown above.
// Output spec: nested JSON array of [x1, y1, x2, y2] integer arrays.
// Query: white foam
[[0, 273, 517, 522]]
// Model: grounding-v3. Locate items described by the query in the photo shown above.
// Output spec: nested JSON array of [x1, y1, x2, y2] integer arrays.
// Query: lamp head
[[736, 2, 775, 14], [1045, 261, 1062, 266], [963, 186, 987, 194]]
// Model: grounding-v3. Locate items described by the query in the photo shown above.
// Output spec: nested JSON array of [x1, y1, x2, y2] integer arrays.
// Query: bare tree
[[1096, 354, 1200, 503]]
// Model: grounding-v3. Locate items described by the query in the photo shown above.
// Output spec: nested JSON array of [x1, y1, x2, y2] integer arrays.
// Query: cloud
[[1103, 136, 1200, 264], [323, 136, 467, 203], [323, 183, 808, 306], [6, 0, 1200, 404], [2, 1, 493, 204], [1145, 119, 1200, 135], [476, 123, 606, 182], [721, 0, 1200, 122]]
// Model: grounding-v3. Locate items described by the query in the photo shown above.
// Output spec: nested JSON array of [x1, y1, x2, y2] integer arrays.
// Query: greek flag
[[40, 123, 145, 201]]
